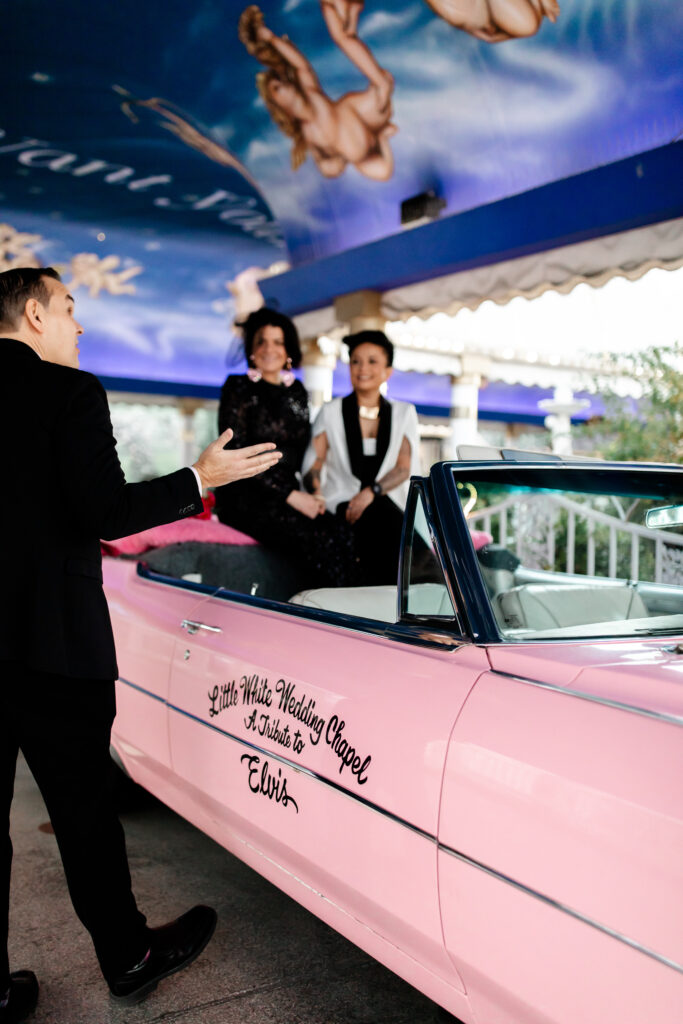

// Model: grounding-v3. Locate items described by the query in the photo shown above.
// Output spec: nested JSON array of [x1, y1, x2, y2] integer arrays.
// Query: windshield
[[454, 465, 683, 641]]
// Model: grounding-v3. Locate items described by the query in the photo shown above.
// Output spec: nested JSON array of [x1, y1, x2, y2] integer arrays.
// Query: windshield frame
[[432, 460, 683, 645]]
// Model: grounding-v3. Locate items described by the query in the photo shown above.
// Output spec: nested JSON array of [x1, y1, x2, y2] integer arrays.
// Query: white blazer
[[304, 397, 422, 514]]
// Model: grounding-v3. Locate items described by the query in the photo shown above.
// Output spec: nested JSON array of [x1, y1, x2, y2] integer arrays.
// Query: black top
[[215, 374, 310, 516], [0, 338, 202, 678], [341, 392, 392, 488]]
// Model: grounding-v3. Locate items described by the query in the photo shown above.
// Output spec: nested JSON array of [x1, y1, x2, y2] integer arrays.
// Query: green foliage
[[580, 345, 683, 464]]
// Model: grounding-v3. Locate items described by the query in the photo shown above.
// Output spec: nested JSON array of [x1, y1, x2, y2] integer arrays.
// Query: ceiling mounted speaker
[[400, 190, 447, 226]]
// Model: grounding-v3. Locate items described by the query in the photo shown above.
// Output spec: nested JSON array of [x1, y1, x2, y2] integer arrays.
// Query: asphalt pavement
[[8, 755, 451, 1024]]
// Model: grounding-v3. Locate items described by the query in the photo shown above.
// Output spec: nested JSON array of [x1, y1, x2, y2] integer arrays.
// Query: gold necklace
[[358, 405, 380, 420]]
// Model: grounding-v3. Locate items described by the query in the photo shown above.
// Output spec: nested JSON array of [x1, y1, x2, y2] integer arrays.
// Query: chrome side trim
[[116, 676, 683, 976], [116, 676, 436, 845], [168, 702, 437, 844], [117, 676, 166, 703], [492, 670, 683, 728], [135, 562, 463, 651], [439, 844, 683, 975]]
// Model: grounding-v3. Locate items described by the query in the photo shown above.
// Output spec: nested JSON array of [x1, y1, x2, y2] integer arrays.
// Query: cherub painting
[[0, 224, 42, 271], [239, 1, 396, 181], [114, 86, 262, 191], [67, 254, 143, 298], [425, 0, 560, 42]]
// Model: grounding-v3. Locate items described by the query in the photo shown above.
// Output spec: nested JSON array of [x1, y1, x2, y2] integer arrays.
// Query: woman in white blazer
[[304, 330, 422, 585]]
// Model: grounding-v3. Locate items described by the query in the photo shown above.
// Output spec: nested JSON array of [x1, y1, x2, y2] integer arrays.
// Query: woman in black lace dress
[[214, 308, 356, 588]]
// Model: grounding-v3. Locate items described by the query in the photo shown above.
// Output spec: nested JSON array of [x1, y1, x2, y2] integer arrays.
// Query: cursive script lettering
[[0, 128, 284, 246], [208, 680, 239, 718], [203, 668, 374, 786], [325, 715, 371, 784], [240, 673, 273, 707], [276, 679, 324, 745], [240, 754, 299, 813]]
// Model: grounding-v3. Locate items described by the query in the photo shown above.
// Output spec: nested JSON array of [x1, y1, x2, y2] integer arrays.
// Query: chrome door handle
[[181, 619, 222, 635]]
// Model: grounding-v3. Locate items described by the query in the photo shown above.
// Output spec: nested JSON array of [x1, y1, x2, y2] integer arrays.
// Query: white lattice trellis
[[470, 493, 683, 586]]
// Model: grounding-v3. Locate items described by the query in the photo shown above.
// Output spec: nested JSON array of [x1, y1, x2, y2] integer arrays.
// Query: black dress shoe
[[0, 971, 39, 1024], [108, 904, 217, 1006]]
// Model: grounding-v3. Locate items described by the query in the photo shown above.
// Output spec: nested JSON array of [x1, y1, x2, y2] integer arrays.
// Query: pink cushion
[[469, 529, 493, 551], [102, 515, 258, 556]]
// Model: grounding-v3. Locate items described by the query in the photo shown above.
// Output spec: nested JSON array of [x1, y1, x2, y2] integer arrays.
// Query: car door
[[106, 558, 214, 782], [166, 483, 486, 997]]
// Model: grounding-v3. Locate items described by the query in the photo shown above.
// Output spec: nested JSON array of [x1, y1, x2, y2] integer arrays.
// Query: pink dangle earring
[[247, 355, 262, 383], [280, 356, 295, 387]]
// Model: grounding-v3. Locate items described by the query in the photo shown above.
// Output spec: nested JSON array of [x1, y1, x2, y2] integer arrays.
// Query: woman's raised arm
[[304, 430, 329, 494]]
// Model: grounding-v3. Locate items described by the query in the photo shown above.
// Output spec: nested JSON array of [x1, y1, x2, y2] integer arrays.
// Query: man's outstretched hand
[[193, 428, 282, 489]]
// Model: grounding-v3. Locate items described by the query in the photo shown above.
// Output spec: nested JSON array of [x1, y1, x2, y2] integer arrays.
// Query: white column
[[538, 387, 590, 456], [446, 354, 491, 459], [301, 338, 336, 419], [178, 397, 203, 468]]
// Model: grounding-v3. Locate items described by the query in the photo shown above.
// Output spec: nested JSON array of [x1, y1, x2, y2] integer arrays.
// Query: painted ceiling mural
[[1, 0, 681, 385]]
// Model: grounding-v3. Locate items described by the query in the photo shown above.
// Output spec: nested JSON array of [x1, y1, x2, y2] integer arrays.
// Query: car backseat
[[495, 583, 648, 630]]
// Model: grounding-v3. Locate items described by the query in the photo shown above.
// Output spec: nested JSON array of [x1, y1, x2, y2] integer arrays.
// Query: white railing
[[469, 493, 683, 585]]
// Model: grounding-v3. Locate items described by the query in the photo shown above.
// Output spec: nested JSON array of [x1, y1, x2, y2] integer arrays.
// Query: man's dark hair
[[345, 329, 394, 367], [0, 266, 61, 330], [238, 306, 303, 369]]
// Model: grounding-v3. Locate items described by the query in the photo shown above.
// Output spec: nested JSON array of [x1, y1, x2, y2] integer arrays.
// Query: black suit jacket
[[0, 339, 203, 679]]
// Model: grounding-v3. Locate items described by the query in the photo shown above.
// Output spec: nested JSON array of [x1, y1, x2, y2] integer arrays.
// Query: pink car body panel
[[440, 658, 683, 1023], [105, 556, 683, 1024]]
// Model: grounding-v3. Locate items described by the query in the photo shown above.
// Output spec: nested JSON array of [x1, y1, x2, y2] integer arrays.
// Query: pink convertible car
[[105, 453, 683, 1024]]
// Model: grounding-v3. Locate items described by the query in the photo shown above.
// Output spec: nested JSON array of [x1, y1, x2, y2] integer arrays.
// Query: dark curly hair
[[345, 329, 394, 367], [239, 307, 302, 369]]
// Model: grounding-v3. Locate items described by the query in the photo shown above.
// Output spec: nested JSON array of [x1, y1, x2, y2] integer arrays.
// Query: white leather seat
[[290, 585, 397, 622], [289, 582, 454, 622], [496, 583, 648, 630]]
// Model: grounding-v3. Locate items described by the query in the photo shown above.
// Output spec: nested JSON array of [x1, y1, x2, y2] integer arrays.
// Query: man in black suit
[[0, 267, 282, 1022]]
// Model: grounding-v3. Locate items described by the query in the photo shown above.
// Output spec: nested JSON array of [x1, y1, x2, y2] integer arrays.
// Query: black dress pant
[[339, 495, 406, 586], [339, 495, 440, 588], [0, 663, 149, 989]]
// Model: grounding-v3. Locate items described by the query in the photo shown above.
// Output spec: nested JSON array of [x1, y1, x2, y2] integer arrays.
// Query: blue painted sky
[[1, 0, 680, 385]]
